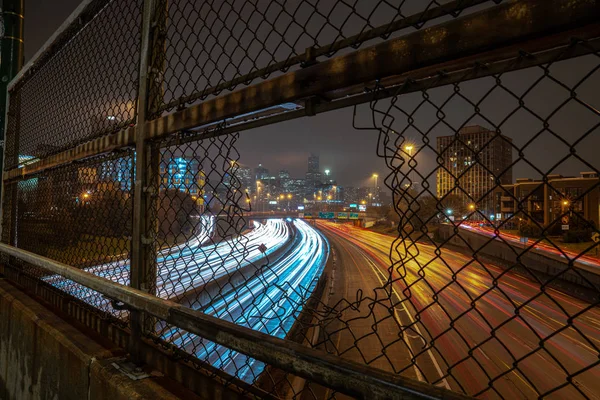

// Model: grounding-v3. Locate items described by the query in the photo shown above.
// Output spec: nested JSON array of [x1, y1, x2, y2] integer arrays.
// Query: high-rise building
[[283, 178, 305, 201], [437, 125, 513, 215], [159, 156, 205, 198], [308, 154, 319, 173], [343, 186, 359, 205], [278, 169, 290, 180], [305, 154, 322, 197], [98, 156, 134, 191], [255, 164, 269, 180], [236, 166, 253, 193]]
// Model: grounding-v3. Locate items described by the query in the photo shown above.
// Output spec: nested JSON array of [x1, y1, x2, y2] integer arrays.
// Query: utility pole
[[0, 0, 24, 197]]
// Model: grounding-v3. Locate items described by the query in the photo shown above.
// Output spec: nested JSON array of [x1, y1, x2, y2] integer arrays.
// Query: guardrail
[[1, 0, 599, 398], [0, 242, 468, 400]]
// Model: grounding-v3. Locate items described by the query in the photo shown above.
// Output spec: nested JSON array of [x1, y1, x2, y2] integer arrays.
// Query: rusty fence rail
[[1, 0, 600, 399]]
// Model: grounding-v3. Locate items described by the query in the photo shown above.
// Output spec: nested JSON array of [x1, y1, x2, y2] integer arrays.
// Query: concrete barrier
[[438, 225, 600, 293], [0, 279, 204, 400]]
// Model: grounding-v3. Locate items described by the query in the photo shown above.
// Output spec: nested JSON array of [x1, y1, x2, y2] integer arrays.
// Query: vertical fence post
[[129, 0, 162, 364]]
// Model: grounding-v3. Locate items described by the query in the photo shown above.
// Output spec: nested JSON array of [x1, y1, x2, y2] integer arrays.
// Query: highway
[[45, 217, 291, 309], [317, 221, 600, 400], [163, 218, 328, 383], [460, 223, 600, 269], [45, 217, 330, 385]]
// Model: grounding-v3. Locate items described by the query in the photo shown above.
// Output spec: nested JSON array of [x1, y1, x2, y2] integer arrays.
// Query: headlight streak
[[163, 219, 328, 383], [44, 218, 289, 313], [43, 218, 328, 383]]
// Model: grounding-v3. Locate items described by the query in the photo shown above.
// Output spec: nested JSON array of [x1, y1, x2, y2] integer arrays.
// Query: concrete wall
[[438, 225, 600, 291], [0, 279, 202, 400]]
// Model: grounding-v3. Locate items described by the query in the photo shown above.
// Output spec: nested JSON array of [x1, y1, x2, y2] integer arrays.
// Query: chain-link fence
[[1, 0, 600, 399]]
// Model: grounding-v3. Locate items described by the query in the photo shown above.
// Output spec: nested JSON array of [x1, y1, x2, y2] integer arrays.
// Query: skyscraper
[[437, 125, 513, 216], [305, 154, 322, 198], [278, 169, 290, 180], [255, 164, 269, 180]]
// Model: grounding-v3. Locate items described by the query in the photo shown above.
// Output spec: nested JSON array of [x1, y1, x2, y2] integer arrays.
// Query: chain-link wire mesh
[[3, 0, 143, 170], [135, 131, 328, 393], [2, 0, 600, 399], [2, 152, 134, 319], [338, 36, 600, 399], [157, 0, 503, 115]]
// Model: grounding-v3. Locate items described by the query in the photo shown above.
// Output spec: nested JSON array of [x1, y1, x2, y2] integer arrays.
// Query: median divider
[[439, 225, 600, 301], [258, 222, 332, 397], [175, 219, 298, 310]]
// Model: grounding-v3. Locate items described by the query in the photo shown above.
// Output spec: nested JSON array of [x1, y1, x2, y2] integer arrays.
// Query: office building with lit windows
[[437, 125, 513, 216], [159, 156, 205, 198], [494, 172, 599, 228]]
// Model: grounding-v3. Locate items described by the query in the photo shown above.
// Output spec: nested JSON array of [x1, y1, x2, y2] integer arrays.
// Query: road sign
[[318, 212, 335, 219], [561, 225, 569, 231], [337, 212, 348, 219], [298, 213, 304, 218], [561, 215, 569, 225], [349, 213, 359, 220], [304, 212, 313, 219], [592, 232, 600, 243]]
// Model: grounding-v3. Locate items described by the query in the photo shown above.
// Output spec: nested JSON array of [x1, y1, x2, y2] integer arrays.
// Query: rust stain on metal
[[506, 3, 530, 21], [423, 27, 449, 46], [563, 0, 594, 10]]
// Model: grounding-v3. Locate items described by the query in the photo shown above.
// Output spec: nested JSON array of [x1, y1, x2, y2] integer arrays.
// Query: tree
[[158, 189, 198, 240]]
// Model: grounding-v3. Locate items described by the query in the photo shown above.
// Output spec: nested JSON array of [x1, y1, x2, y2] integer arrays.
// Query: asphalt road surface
[[314, 221, 600, 400]]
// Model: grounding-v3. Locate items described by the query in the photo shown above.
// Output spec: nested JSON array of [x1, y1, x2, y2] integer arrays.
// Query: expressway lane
[[303, 221, 426, 400], [317, 221, 600, 400], [45, 218, 291, 311], [460, 223, 600, 270], [163, 219, 328, 384]]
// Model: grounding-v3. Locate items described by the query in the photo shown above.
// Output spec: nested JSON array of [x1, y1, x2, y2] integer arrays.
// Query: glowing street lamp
[[446, 209, 453, 215], [469, 204, 476, 211]]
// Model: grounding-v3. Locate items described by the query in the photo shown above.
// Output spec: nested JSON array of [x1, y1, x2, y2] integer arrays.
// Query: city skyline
[[23, 1, 600, 191]]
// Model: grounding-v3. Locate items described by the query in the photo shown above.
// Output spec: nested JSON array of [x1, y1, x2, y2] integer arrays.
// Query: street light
[[446, 209, 453, 215], [256, 181, 262, 212], [404, 144, 416, 188], [372, 174, 378, 203]]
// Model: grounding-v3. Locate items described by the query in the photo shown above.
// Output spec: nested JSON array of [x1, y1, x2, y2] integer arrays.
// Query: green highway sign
[[349, 213, 359, 220], [303, 212, 313, 218], [318, 212, 335, 219], [337, 212, 348, 219]]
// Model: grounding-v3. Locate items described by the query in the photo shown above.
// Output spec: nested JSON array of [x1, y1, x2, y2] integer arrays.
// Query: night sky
[[23, 1, 600, 190]]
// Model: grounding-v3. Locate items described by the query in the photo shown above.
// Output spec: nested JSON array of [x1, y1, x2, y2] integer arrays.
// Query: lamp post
[[404, 145, 415, 189], [256, 181, 261, 213], [372, 174, 378, 204]]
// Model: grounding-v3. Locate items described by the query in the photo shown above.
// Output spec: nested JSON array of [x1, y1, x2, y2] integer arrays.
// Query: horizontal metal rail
[[8, 0, 110, 91], [0, 242, 471, 400], [156, 0, 502, 113], [151, 26, 600, 150], [3, 0, 600, 182]]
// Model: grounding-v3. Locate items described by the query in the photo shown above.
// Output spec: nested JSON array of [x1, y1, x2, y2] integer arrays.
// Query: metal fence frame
[[1, 0, 600, 398]]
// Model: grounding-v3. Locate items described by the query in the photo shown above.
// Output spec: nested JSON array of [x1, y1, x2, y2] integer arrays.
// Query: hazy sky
[[24, 0, 600, 190]]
